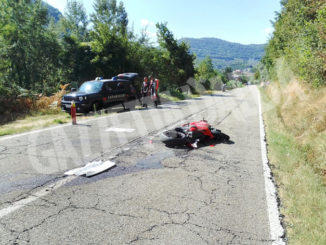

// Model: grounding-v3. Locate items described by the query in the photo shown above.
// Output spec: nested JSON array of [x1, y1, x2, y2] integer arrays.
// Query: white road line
[[0, 176, 76, 218], [256, 86, 285, 245], [0, 113, 118, 142], [0, 123, 72, 142]]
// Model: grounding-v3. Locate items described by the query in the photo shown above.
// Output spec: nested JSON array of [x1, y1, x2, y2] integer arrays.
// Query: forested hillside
[[181, 37, 265, 70]]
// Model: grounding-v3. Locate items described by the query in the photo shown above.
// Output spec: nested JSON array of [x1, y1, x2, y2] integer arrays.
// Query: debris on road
[[64, 160, 116, 177]]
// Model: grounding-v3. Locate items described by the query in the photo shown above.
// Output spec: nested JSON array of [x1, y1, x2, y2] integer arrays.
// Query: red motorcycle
[[160, 120, 230, 148]]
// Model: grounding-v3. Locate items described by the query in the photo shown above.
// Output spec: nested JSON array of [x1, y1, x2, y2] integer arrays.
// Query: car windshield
[[78, 81, 103, 93]]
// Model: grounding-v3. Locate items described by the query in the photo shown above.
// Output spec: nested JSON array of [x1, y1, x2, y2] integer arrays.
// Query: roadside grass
[[159, 93, 181, 102], [0, 108, 118, 137], [202, 90, 215, 95], [260, 79, 326, 244], [0, 110, 71, 136], [160, 91, 200, 102]]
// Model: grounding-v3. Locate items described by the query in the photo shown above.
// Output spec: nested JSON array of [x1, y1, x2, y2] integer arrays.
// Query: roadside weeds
[[0, 111, 70, 137], [0, 110, 110, 137], [260, 82, 326, 245]]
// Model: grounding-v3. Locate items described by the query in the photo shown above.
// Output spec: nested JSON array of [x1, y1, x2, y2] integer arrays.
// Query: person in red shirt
[[154, 78, 160, 105], [149, 76, 160, 107]]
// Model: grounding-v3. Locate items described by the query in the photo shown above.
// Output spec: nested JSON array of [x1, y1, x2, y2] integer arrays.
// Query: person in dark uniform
[[140, 77, 150, 107]]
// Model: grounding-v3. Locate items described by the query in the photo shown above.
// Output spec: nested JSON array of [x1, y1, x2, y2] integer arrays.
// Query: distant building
[[229, 70, 254, 83]]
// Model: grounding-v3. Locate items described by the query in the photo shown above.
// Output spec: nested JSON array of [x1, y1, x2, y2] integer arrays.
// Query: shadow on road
[[163, 138, 234, 150], [75, 124, 92, 127], [207, 94, 234, 98]]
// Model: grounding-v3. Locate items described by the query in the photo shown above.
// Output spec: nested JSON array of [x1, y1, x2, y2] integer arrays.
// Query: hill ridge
[[181, 37, 265, 70]]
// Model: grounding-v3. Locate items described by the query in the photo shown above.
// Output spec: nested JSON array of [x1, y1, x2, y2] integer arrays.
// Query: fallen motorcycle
[[160, 120, 230, 148]]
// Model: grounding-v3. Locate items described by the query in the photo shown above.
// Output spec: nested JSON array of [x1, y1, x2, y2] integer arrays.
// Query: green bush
[[169, 88, 185, 100], [263, 0, 326, 87], [226, 80, 243, 89]]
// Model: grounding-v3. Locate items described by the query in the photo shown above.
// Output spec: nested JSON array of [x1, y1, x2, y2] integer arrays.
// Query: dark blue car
[[61, 73, 139, 113]]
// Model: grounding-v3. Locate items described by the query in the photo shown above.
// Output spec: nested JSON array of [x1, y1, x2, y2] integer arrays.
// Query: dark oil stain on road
[[0, 173, 56, 194], [65, 150, 175, 187]]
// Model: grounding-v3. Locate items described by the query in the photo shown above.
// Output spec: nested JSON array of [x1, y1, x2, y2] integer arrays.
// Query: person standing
[[154, 78, 160, 105], [149, 76, 159, 107], [141, 77, 149, 107]]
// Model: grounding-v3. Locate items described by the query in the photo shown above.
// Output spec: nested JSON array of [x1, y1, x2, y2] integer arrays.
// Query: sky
[[45, 0, 281, 45]]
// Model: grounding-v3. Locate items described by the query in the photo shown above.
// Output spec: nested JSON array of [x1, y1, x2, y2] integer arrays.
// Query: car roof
[[84, 73, 139, 83], [85, 79, 130, 83], [118, 73, 138, 77], [117, 73, 139, 80], [106, 79, 130, 83]]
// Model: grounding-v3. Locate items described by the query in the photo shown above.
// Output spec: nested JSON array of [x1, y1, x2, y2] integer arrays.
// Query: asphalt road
[[0, 86, 273, 244]]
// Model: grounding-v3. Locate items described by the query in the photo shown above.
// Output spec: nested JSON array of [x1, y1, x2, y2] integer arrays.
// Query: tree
[[116, 1, 128, 36], [58, 0, 95, 85], [60, 0, 89, 42], [91, 0, 128, 36], [156, 22, 195, 88], [0, 0, 62, 94], [60, 36, 96, 84], [90, 0, 130, 77], [195, 56, 225, 90], [197, 56, 215, 78], [222, 67, 233, 83], [263, 0, 326, 86]]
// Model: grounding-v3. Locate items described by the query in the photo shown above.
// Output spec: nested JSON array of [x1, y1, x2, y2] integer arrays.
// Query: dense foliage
[[181, 38, 265, 70], [194, 56, 232, 91], [263, 0, 326, 87], [0, 0, 195, 99], [0, 0, 62, 94]]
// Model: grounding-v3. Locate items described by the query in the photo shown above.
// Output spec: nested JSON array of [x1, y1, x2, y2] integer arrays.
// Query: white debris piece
[[105, 127, 135, 133], [64, 160, 116, 177]]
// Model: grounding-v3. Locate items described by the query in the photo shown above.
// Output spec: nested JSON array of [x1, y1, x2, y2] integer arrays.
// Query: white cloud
[[141, 19, 154, 27]]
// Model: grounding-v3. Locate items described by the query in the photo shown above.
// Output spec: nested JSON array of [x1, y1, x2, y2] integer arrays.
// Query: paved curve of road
[[0, 86, 277, 244]]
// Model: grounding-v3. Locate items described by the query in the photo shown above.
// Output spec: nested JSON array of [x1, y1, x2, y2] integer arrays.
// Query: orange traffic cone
[[71, 101, 77, 125]]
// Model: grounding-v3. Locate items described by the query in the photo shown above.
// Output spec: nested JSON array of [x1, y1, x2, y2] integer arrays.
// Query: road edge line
[[256, 86, 286, 245], [0, 176, 76, 219]]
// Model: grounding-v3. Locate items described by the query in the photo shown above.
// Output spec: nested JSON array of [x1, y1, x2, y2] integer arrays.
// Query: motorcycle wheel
[[160, 130, 188, 147], [211, 128, 230, 141]]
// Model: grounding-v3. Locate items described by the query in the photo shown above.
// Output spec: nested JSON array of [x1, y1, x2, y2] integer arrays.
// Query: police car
[[61, 73, 139, 113]]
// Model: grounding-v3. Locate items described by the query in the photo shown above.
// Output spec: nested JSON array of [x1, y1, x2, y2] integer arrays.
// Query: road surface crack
[[0, 145, 8, 153], [189, 222, 273, 244], [0, 176, 64, 209], [128, 207, 194, 244]]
